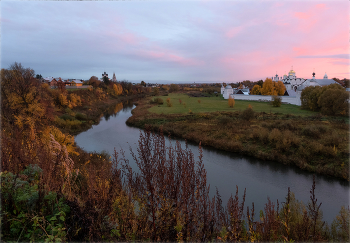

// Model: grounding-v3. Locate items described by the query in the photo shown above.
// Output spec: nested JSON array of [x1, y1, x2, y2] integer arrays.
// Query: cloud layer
[[1, 1, 349, 82]]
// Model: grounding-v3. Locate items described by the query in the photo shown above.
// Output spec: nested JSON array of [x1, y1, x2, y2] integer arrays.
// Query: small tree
[[153, 87, 159, 96], [169, 84, 179, 93], [271, 96, 282, 107], [228, 95, 235, 107], [103, 75, 110, 85], [241, 106, 254, 121]]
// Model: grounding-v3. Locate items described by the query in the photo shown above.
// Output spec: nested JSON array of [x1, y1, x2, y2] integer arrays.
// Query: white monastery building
[[221, 68, 339, 106]]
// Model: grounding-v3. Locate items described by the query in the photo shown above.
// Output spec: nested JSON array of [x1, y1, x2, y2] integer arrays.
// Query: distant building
[[221, 84, 249, 99], [112, 72, 117, 82], [273, 68, 338, 91], [72, 79, 83, 86]]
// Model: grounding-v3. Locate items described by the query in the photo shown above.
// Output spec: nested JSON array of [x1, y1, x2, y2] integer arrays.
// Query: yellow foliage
[[228, 95, 235, 108], [251, 85, 261, 95], [274, 81, 286, 96], [113, 83, 123, 96], [261, 78, 277, 96], [59, 93, 68, 107], [68, 93, 82, 109], [46, 126, 79, 156]]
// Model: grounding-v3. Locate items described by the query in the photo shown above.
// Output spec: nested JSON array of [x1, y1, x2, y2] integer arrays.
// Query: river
[[75, 101, 349, 224]]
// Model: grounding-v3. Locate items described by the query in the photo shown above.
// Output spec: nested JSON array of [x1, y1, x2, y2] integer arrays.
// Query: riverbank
[[126, 94, 349, 181], [54, 93, 147, 135]]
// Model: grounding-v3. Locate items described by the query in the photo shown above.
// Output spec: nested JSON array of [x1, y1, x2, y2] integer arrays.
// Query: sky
[[1, 0, 349, 83]]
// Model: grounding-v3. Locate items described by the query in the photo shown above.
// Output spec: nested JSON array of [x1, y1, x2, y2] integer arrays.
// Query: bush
[[301, 125, 321, 139], [271, 96, 282, 107], [166, 97, 173, 107], [75, 112, 87, 121], [318, 89, 349, 116], [1, 166, 70, 242], [218, 116, 233, 126], [59, 114, 76, 121], [150, 97, 163, 105], [241, 107, 254, 121], [228, 95, 235, 107], [169, 84, 179, 93]]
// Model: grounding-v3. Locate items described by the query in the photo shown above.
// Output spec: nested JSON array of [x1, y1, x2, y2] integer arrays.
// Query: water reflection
[[75, 101, 349, 224]]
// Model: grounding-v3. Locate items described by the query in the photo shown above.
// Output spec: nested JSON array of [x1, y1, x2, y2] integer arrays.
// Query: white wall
[[228, 94, 301, 106]]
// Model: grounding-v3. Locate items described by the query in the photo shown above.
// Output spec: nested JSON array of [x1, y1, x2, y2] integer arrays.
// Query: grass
[[148, 93, 319, 116]]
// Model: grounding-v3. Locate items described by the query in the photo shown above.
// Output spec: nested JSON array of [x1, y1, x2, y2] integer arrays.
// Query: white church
[[221, 68, 339, 106], [271, 68, 338, 92]]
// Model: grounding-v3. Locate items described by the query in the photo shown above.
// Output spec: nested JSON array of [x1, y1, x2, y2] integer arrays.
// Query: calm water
[[75, 101, 349, 224]]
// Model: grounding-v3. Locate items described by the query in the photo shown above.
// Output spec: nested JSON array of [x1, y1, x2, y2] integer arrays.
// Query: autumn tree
[[274, 80, 286, 96], [261, 78, 277, 95], [169, 84, 179, 93], [318, 89, 349, 116], [228, 95, 235, 107], [1, 62, 46, 132], [88, 76, 101, 88], [57, 77, 66, 91], [153, 87, 159, 96], [112, 83, 123, 96], [251, 85, 261, 95], [141, 80, 146, 87], [301, 84, 344, 112]]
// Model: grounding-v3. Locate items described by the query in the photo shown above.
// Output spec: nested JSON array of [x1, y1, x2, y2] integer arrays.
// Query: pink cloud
[[136, 48, 201, 66], [294, 12, 309, 19], [225, 26, 244, 39]]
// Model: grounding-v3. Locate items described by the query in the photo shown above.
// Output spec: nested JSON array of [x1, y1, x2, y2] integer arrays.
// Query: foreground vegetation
[[1, 63, 349, 241], [127, 93, 349, 181]]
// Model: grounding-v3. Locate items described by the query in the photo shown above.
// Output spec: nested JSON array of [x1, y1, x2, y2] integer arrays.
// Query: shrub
[[268, 128, 282, 144], [323, 131, 342, 147], [59, 114, 76, 121], [241, 107, 254, 121], [1, 166, 70, 242], [169, 84, 179, 93], [301, 126, 321, 138], [150, 97, 164, 105], [75, 112, 87, 121], [331, 206, 350, 242], [218, 116, 232, 126], [318, 88, 349, 116], [228, 95, 235, 108], [271, 96, 282, 107], [166, 97, 173, 107]]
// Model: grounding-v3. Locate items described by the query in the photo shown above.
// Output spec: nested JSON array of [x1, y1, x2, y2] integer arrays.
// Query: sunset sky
[[1, 0, 349, 83]]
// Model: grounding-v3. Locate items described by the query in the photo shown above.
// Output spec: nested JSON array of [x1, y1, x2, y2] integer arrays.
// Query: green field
[[148, 93, 319, 116]]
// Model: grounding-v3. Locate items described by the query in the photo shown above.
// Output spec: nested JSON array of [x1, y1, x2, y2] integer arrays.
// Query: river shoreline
[[125, 96, 349, 181]]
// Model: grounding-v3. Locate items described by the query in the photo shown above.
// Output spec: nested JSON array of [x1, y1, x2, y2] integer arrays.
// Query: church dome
[[288, 69, 295, 76], [323, 72, 328, 79]]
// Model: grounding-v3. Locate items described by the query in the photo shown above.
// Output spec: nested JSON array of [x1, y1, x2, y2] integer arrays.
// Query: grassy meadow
[[149, 93, 320, 116]]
